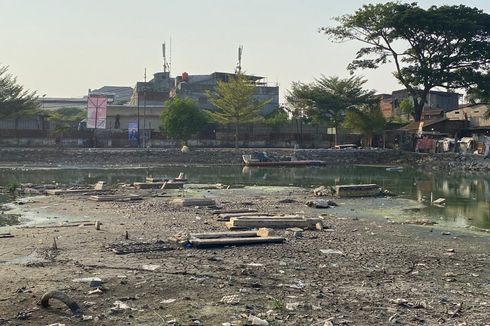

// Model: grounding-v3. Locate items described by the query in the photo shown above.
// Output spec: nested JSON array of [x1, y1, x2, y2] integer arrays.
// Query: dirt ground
[[0, 186, 488, 326]]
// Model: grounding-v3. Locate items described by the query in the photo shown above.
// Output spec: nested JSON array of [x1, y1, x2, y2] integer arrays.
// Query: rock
[[285, 302, 301, 311], [312, 186, 334, 197], [141, 264, 161, 271], [249, 315, 269, 325]]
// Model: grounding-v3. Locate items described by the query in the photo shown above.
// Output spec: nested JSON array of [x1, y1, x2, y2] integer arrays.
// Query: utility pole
[[143, 68, 147, 148], [137, 84, 140, 147]]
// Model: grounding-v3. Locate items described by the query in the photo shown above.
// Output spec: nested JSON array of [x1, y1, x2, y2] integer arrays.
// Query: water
[[0, 165, 489, 230]]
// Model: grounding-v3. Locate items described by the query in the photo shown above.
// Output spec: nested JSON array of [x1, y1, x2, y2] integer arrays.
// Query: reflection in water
[[0, 166, 489, 230]]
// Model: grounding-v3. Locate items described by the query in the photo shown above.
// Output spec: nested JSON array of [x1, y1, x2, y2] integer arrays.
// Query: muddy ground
[[0, 186, 488, 326]]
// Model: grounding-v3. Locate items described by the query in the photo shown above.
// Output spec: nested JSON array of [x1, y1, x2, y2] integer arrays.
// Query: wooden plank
[[133, 182, 165, 190], [335, 184, 381, 198], [190, 236, 285, 247], [88, 194, 142, 202], [0, 234, 14, 239], [212, 209, 258, 215], [226, 217, 322, 229], [161, 182, 185, 189], [217, 212, 272, 221], [189, 231, 259, 239], [171, 198, 216, 207]]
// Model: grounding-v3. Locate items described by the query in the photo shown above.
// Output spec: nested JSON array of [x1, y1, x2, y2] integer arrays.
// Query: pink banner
[[87, 96, 108, 129]]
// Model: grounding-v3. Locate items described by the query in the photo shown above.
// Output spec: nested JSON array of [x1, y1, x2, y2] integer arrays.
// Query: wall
[[446, 104, 490, 128]]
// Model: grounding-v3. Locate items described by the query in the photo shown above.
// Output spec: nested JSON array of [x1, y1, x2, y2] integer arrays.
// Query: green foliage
[[398, 98, 414, 122], [0, 65, 39, 119], [207, 73, 270, 148], [286, 75, 375, 144], [321, 3, 490, 121], [6, 182, 20, 194], [270, 297, 284, 311], [343, 104, 386, 146], [263, 107, 289, 125], [47, 107, 85, 133], [160, 97, 208, 144]]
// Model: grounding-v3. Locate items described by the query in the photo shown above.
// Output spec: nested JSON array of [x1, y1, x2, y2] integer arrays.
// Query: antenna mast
[[235, 45, 243, 74], [162, 43, 170, 73]]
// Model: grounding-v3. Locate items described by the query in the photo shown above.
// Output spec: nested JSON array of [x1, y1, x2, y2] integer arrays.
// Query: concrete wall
[[446, 104, 490, 128]]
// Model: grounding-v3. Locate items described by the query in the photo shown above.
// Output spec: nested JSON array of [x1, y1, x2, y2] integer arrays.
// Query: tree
[[47, 107, 85, 134], [398, 98, 414, 122], [321, 3, 490, 121], [263, 106, 289, 125], [207, 73, 269, 148], [160, 97, 208, 145], [286, 76, 375, 145], [343, 104, 386, 147], [0, 65, 39, 120]]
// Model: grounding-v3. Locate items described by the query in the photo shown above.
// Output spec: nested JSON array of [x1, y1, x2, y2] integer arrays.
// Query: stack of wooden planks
[[188, 230, 284, 248], [225, 214, 323, 230]]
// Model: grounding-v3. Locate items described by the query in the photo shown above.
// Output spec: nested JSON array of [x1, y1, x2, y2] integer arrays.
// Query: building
[[90, 86, 133, 104], [40, 97, 88, 110], [129, 72, 175, 106], [383, 89, 461, 120], [128, 70, 279, 115], [175, 72, 279, 115], [446, 103, 490, 129]]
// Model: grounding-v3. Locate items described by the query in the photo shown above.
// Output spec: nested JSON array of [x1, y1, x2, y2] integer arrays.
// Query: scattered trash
[[306, 199, 337, 209], [390, 298, 427, 308], [88, 288, 103, 295], [312, 186, 335, 197], [160, 298, 177, 304], [320, 249, 344, 256], [40, 290, 82, 316], [220, 294, 240, 305], [141, 264, 161, 271]]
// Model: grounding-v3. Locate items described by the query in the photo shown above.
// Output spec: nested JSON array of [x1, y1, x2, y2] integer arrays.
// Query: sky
[[1, 0, 488, 102]]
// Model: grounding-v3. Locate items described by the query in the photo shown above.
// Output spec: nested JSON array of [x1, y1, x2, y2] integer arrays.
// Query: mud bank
[[0, 186, 488, 325]]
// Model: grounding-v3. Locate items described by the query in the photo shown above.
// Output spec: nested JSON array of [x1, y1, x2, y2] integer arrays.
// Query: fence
[[0, 122, 361, 148]]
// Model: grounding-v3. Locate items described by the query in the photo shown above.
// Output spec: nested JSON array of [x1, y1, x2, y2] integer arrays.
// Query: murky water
[[0, 166, 489, 230]]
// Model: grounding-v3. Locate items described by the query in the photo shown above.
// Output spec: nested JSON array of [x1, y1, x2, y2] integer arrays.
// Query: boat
[[242, 154, 326, 167]]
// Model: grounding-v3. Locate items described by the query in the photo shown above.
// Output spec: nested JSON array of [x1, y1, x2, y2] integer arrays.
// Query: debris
[[386, 167, 404, 172], [285, 302, 301, 311], [442, 231, 451, 235], [220, 294, 240, 305], [160, 298, 177, 304], [404, 219, 437, 225], [94, 181, 106, 191], [40, 290, 82, 316], [111, 300, 131, 313], [81, 315, 93, 321], [72, 277, 103, 284], [171, 198, 216, 207], [88, 288, 103, 295], [217, 212, 273, 221], [141, 264, 161, 271], [88, 194, 142, 202], [277, 198, 297, 204], [95, 221, 101, 230], [390, 298, 427, 308], [108, 241, 173, 255], [306, 199, 337, 209], [312, 186, 334, 197], [433, 198, 446, 205], [248, 315, 269, 325], [226, 216, 323, 230], [52, 237, 58, 250], [335, 184, 381, 198], [256, 228, 276, 237], [0, 232, 14, 239], [320, 249, 344, 256], [189, 235, 285, 248], [212, 208, 258, 215]]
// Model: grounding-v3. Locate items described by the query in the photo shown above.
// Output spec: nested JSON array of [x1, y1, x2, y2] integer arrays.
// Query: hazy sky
[[1, 0, 488, 101]]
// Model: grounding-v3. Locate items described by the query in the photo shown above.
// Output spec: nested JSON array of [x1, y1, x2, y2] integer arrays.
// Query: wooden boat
[[242, 155, 326, 167]]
